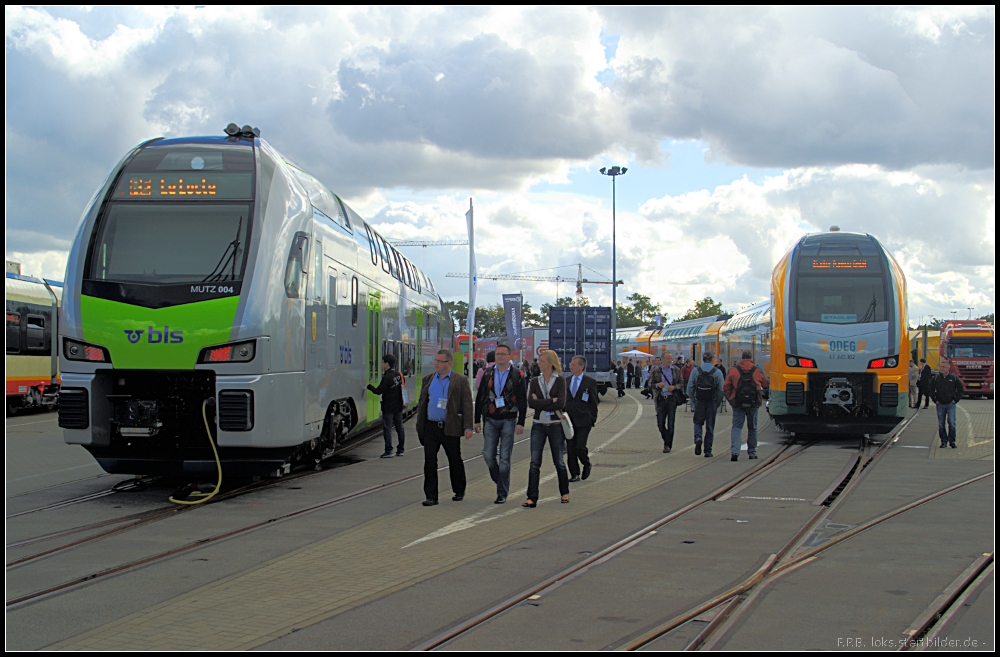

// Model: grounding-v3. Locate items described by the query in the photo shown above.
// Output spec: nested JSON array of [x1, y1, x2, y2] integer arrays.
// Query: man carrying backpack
[[928, 359, 964, 449], [724, 349, 770, 461], [686, 353, 725, 457]]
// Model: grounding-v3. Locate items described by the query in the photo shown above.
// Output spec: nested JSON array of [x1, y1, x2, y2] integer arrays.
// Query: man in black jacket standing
[[474, 344, 527, 504], [367, 353, 405, 458], [626, 360, 635, 388], [565, 355, 600, 482], [915, 358, 933, 409], [929, 360, 964, 448]]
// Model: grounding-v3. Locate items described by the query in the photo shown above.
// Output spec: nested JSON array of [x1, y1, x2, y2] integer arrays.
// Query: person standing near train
[[916, 358, 933, 409], [474, 344, 527, 504], [416, 348, 474, 506], [687, 352, 724, 458], [524, 350, 570, 507], [908, 359, 920, 408], [929, 360, 964, 449], [626, 359, 636, 389], [724, 349, 769, 461], [366, 353, 406, 458]]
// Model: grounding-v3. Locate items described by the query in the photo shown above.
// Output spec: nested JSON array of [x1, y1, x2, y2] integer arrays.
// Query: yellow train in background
[[6, 270, 62, 415], [617, 229, 909, 435], [767, 230, 908, 434]]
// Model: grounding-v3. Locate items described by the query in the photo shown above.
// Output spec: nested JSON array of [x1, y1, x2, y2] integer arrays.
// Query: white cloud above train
[[5, 6, 994, 322]]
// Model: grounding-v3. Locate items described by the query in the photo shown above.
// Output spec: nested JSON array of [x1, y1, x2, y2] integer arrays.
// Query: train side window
[[26, 314, 46, 351], [336, 198, 352, 231], [351, 277, 359, 326], [6, 312, 20, 354], [312, 240, 324, 302], [284, 233, 309, 298], [328, 268, 337, 335], [363, 224, 379, 266]]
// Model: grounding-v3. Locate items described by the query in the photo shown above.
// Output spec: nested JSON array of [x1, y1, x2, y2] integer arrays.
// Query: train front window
[[795, 257, 887, 324], [90, 203, 251, 284], [946, 341, 993, 358]]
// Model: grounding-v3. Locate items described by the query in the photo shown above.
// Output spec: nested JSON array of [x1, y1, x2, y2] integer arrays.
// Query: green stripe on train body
[[81, 295, 239, 369]]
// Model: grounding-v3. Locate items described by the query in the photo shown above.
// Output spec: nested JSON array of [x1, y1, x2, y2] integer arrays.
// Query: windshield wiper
[[202, 216, 243, 283], [860, 288, 878, 323]]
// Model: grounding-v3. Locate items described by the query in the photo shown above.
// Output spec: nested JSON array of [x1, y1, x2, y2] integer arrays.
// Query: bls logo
[[123, 326, 184, 344], [339, 342, 352, 365], [818, 340, 867, 353]]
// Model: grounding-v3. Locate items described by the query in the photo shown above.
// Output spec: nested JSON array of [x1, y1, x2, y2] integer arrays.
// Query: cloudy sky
[[5, 6, 995, 323]]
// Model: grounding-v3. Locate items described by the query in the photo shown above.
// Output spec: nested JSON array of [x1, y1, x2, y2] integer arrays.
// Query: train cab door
[[365, 291, 381, 424], [326, 265, 338, 372], [305, 240, 328, 430]]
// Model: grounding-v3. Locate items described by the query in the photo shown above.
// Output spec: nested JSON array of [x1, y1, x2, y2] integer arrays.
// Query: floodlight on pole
[[600, 165, 627, 351]]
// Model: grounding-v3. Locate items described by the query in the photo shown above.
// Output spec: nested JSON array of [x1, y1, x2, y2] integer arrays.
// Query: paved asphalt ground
[[4, 392, 994, 650]]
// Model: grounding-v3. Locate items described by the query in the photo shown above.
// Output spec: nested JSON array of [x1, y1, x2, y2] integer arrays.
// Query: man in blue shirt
[[416, 348, 474, 506], [474, 344, 527, 504]]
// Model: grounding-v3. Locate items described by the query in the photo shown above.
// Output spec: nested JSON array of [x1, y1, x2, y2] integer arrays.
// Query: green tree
[[679, 297, 726, 321], [522, 301, 545, 327], [475, 304, 507, 337], [977, 313, 995, 324], [616, 304, 642, 328], [443, 300, 468, 331], [626, 292, 661, 325]]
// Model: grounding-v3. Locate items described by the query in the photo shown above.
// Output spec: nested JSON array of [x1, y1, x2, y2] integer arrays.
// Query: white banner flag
[[466, 199, 477, 336]]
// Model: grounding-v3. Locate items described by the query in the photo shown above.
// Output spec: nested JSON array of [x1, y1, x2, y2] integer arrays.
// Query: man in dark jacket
[[474, 344, 527, 504], [367, 353, 405, 458], [929, 360, 964, 448], [616, 361, 626, 397], [565, 355, 600, 481], [686, 353, 725, 458], [915, 358, 933, 409], [626, 360, 635, 388], [648, 354, 683, 453], [416, 349, 474, 505]]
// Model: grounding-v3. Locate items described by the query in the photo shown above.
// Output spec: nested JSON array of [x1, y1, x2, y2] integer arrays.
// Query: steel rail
[[623, 470, 992, 651], [901, 554, 994, 651], [413, 434, 810, 651]]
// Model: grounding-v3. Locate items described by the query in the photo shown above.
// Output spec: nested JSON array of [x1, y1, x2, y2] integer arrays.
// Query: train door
[[305, 240, 328, 428], [326, 265, 338, 372], [365, 290, 381, 424], [414, 309, 424, 404]]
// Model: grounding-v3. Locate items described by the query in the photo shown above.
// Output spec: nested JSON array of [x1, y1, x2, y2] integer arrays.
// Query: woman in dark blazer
[[524, 349, 569, 507]]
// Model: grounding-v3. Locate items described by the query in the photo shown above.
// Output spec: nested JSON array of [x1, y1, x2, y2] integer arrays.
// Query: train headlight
[[868, 355, 899, 370], [198, 340, 256, 364], [63, 338, 111, 363], [787, 356, 797, 367]]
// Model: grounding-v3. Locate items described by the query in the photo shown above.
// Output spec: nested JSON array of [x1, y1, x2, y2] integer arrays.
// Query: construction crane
[[446, 264, 622, 300], [388, 239, 469, 247]]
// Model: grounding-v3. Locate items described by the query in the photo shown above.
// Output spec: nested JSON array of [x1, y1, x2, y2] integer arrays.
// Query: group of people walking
[[370, 344, 967, 508], [647, 350, 768, 460], [370, 345, 600, 507]]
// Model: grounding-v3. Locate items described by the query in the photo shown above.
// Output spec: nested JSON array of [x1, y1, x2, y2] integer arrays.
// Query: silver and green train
[[59, 125, 454, 476]]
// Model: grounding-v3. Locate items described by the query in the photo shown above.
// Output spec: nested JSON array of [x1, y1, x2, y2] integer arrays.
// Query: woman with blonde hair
[[523, 349, 570, 507]]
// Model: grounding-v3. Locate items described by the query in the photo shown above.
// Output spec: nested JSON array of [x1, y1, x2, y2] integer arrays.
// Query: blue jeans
[[527, 422, 569, 502], [382, 412, 404, 452], [692, 401, 718, 454], [936, 402, 957, 445], [731, 406, 758, 457], [482, 417, 517, 498]]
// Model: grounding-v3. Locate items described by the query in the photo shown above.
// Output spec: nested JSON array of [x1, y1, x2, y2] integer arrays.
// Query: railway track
[[6, 393, 628, 609], [413, 409, 993, 651]]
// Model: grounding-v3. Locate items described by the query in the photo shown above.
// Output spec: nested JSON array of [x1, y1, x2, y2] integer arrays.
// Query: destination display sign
[[811, 258, 868, 269], [112, 172, 252, 200]]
